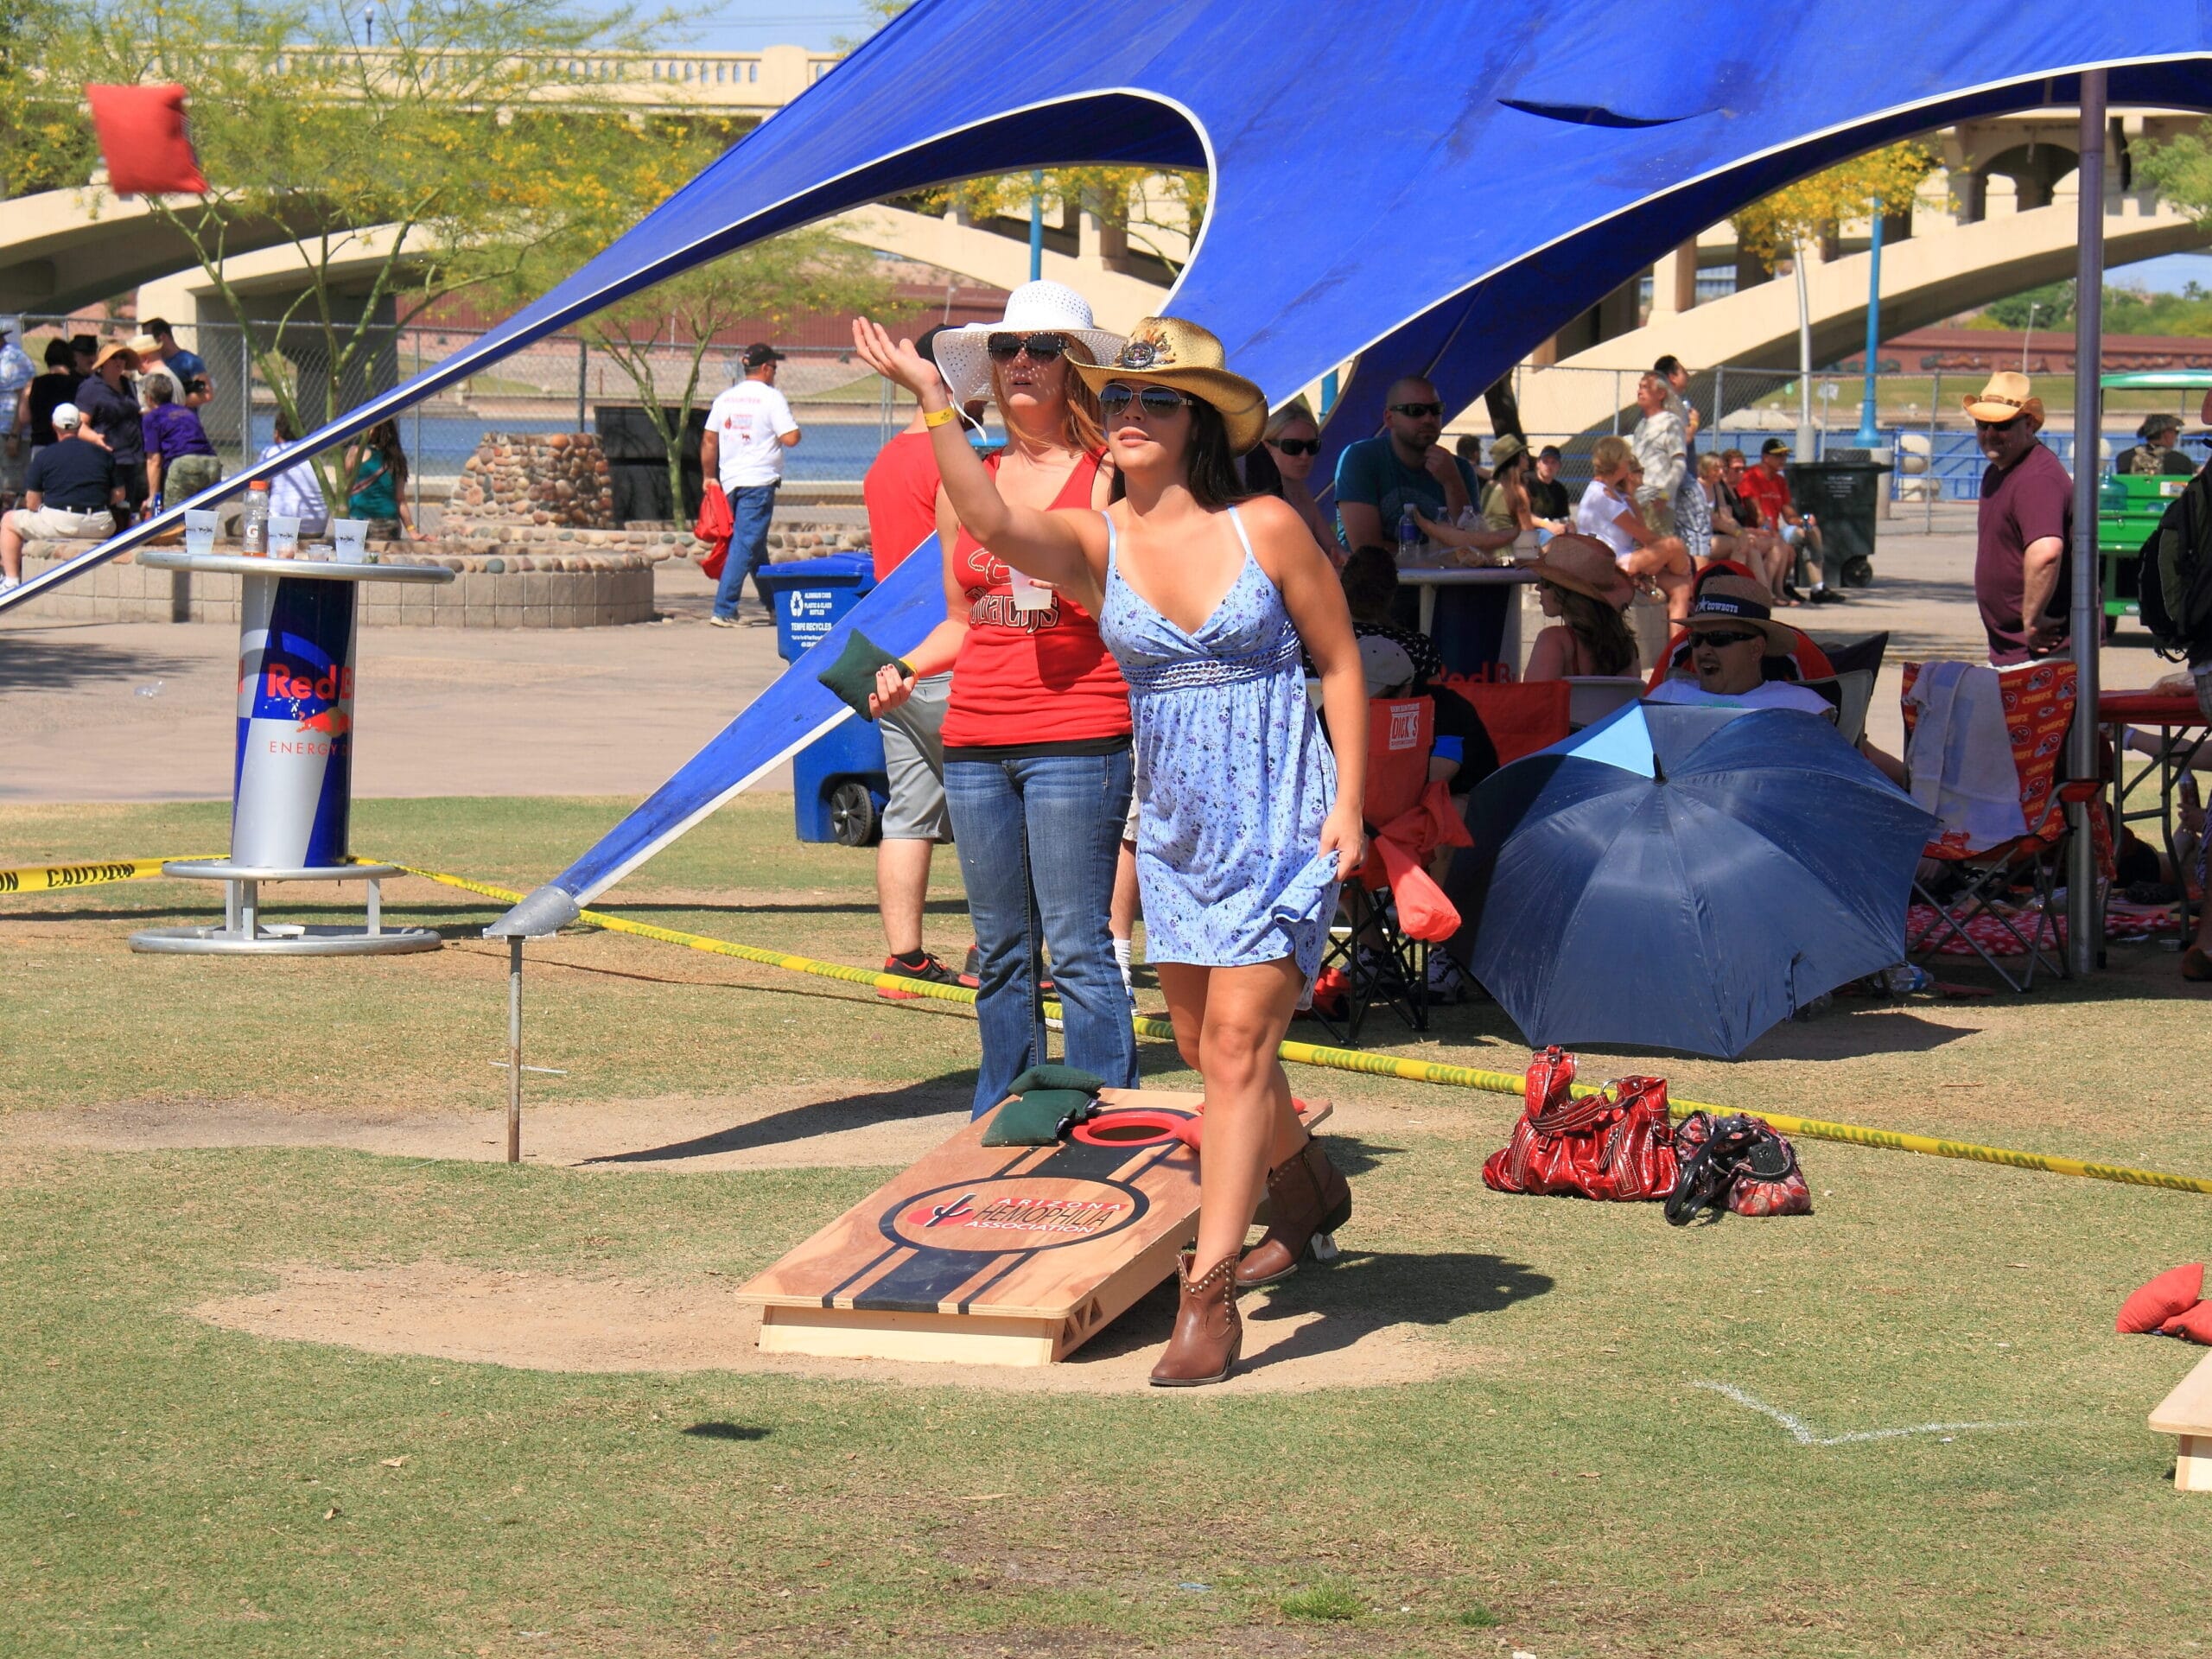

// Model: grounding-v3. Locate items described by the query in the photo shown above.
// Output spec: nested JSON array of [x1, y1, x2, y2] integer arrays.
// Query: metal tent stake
[[507, 937, 524, 1164]]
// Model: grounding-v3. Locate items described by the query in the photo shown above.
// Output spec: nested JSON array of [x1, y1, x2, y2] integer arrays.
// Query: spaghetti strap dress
[[1096, 504, 1340, 982]]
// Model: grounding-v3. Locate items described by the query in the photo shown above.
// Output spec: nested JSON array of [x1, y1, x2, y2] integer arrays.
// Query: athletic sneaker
[[708, 612, 740, 628], [0, 576, 19, 596], [1426, 950, 1472, 1004], [878, 950, 968, 1000], [1807, 586, 1847, 605]]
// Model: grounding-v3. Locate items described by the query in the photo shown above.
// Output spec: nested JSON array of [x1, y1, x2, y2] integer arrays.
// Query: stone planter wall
[[442, 432, 616, 530]]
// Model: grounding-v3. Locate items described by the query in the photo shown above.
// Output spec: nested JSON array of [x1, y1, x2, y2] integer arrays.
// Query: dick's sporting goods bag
[[1666, 1111, 1813, 1224], [1482, 1046, 1677, 1202], [2139, 472, 2212, 662]]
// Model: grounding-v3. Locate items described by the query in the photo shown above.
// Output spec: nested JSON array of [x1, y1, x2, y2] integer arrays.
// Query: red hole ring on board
[[1070, 1109, 1199, 1149]]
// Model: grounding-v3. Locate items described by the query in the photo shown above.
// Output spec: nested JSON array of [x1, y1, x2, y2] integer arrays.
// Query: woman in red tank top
[[871, 307, 1137, 1117]]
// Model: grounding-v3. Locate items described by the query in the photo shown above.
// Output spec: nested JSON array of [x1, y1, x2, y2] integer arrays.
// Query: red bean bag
[[2161, 1301, 2212, 1344], [86, 84, 208, 196], [2117, 1262, 2204, 1333]]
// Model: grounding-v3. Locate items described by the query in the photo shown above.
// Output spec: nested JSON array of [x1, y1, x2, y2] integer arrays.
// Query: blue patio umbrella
[[1446, 700, 1936, 1059]]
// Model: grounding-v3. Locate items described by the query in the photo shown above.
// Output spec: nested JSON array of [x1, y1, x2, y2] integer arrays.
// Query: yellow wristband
[[922, 404, 959, 429]]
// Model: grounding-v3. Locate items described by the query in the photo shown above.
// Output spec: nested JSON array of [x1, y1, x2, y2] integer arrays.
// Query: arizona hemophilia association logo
[[884, 1176, 1147, 1254]]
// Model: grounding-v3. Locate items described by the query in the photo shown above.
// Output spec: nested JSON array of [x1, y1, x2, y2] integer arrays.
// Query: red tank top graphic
[[941, 449, 1133, 750]]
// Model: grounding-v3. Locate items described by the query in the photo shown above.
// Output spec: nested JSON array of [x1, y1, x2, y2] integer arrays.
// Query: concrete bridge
[[1519, 109, 2212, 437]]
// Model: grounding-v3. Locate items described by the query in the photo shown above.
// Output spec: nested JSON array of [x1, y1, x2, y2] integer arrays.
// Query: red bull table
[[128, 550, 455, 957]]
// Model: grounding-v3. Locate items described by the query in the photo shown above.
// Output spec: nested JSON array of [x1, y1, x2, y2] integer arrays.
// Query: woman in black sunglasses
[[1258, 400, 1336, 559], [855, 311, 1368, 1389]]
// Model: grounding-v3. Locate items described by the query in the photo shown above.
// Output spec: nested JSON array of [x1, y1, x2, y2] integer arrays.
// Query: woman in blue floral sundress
[[856, 313, 1369, 1388]]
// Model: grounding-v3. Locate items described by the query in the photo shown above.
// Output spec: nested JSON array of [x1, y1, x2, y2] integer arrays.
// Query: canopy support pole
[[507, 937, 524, 1163], [2067, 70, 2107, 976]]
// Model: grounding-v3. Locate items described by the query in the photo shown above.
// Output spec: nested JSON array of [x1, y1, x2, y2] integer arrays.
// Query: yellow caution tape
[[377, 860, 2212, 1200], [0, 855, 220, 893]]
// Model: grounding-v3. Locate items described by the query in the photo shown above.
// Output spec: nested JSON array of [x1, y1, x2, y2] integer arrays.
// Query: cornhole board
[[2149, 1348, 2212, 1491], [738, 1089, 1329, 1367]]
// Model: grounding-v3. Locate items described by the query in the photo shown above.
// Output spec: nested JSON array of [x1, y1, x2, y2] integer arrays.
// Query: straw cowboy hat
[[1071, 315, 1270, 454], [1961, 370, 2046, 428], [89, 340, 139, 372], [1683, 574, 1798, 651], [931, 279, 1127, 411], [1527, 533, 1633, 607]]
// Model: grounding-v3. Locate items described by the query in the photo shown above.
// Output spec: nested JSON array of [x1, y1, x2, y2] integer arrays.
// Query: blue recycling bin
[[753, 556, 891, 846]]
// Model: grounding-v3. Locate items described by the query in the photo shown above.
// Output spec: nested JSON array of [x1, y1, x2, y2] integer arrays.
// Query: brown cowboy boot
[[1148, 1252, 1242, 1387], [1236, 1137, 1352, 1287]]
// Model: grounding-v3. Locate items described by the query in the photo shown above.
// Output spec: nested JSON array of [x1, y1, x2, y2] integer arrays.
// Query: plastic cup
[[269, 514, 301, 557], [183, 510, 218, 557], [333, 518, 368, 562]]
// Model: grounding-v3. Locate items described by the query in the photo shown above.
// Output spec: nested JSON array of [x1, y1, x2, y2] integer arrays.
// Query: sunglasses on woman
[[986, 332, 1067, 361], [1097, 383, 1191, 419], [1268, 436, 1319, 456]]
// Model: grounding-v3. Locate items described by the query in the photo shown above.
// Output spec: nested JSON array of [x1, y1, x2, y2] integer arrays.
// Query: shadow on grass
[[680, 1422, 771, 1441], [1067, 1249, 1554, 1376], [581, 1077, 980, 1164]]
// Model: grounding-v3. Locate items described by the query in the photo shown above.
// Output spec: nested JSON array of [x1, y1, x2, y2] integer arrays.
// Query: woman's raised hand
[[852, 317, 949, 405]]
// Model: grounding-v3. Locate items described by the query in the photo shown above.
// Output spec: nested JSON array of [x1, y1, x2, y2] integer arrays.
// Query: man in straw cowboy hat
[[1646, 575, 1835, 715], [1964, 370, 2073, 665]]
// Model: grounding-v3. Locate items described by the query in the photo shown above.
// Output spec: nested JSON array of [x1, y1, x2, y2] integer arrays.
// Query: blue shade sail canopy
[[7, 4, 2212, 618], [486, 543, 947, 935], [1446, 701, 1936, 1059]]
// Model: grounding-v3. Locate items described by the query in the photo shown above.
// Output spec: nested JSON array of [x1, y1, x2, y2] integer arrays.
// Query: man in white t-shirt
[[701, 341, 802, 626], [1643, 575, 1834, 716]]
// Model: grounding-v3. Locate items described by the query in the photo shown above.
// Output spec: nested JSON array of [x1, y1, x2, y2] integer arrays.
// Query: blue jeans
[[944, 749, 1137, 1117], [712, 482, 778, 619]]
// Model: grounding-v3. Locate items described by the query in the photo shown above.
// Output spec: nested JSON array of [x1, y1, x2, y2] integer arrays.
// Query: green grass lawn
[[6, 797, 2212, 1657]]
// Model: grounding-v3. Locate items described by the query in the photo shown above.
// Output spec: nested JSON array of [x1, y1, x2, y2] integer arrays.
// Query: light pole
[[1853, 196, 1885, 446], [1028, 169, 1044, 283], [2021, 302, 2039, 373]]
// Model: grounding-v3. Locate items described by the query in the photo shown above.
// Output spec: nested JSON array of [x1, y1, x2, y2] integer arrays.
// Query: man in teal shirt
[[1333, 375, 1477, 550]]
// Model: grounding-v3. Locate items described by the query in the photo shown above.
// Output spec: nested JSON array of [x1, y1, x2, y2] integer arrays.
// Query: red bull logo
[[295, 707, 352, 738], [264, 664, 355, 703]]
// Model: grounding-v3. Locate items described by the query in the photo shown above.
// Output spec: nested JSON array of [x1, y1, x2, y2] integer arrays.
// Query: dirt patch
[[9, 1084, 978, 1173], [191, 1260, 1478, 1395], [10, 1089, 1458, 1174]]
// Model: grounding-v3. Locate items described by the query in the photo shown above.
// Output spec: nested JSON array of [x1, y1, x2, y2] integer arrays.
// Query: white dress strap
[[1100, 508, 1118, 569], [1224, 502, 1255, 561]]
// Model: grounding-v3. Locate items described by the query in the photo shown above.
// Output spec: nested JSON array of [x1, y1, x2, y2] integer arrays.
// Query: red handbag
[[1482, 1047, 1679, 1202]]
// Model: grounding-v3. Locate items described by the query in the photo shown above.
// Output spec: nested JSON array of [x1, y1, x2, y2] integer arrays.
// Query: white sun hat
[[931, 280, 1127, 411]]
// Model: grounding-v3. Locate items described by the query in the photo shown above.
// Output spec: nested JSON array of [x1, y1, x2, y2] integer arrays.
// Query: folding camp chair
[[1901, 659, 2107, 990], [1796, 671, 1877, 744], [1446, 677, 1573, 766], [1311, 695, 1437, 1044]]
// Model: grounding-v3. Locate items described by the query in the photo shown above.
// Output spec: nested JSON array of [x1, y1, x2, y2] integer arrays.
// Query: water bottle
[[1396, 502, 1421, 558], [241, 479, 270, 555]]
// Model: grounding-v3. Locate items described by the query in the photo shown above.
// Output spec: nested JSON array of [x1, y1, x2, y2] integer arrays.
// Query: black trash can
[[1787, 457, 1891, 588]]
